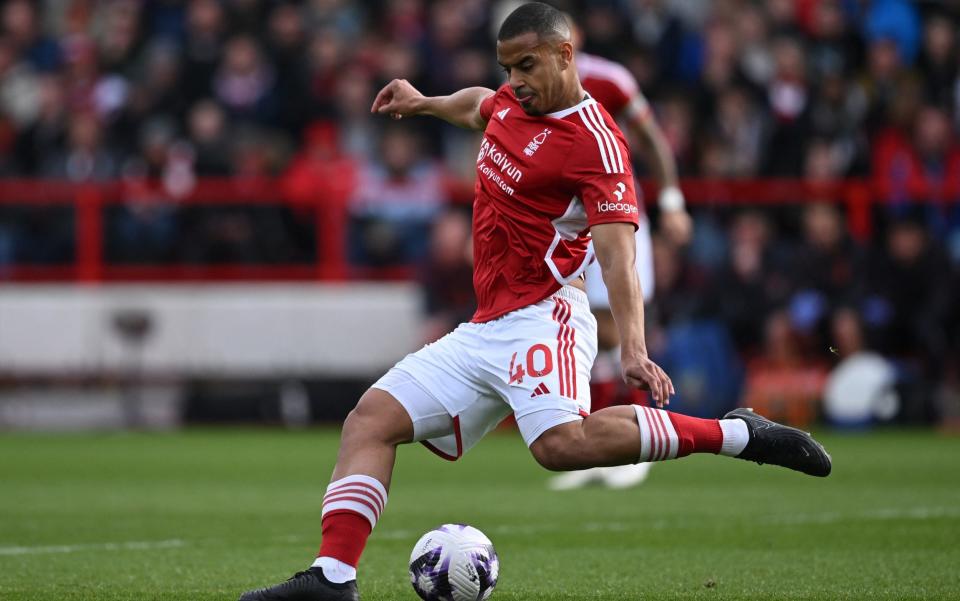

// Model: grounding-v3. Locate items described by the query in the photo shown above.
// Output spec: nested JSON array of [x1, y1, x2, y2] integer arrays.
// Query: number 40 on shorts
[[508, 344, 553, 384]]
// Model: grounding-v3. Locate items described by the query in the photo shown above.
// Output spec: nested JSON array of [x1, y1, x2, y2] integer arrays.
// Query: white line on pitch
[[764, 506, 960, 525], [0, 539, 186, 556], [3, 506, 954, 556]]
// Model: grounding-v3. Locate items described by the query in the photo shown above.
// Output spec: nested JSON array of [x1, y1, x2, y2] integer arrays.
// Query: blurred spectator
[[180, 0, 226, 105], [13, 74, 66, 174], [763, 35, 810, 176], [806, 0, 863, 83], [707, 85, 765, 177], [657, 93, 696, 175], [0, 35, 40, 128], [823, 307, 899, 427], [348, 124, 450, 267], [332, 65, 377, 159], [736, 3, 773, 88], [1, 0, 61, 72], [864, 219, 952, 390], [95, 0, 143, 76], [282, 120, 357, 211], [742, 310, 829, 428], [305, 27, 346, 120], [41, 111, 117, 181], [648, 234, 714, 328], [112, 40, 185, 153], [213, 35, 279, 127], [187, 99, 231, 176], [864, 0, 921, 66], [716, 211, 790, 356], [789, 203, 865, 336], [694, 17, 743, 121], [266, 2, 311, 135], [872, 104, 960, 234], [419, 208, 474, 342], [917, 10, 958, 108]]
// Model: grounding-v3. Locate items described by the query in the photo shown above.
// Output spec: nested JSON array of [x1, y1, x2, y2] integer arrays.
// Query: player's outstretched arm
[[625, 95, 693, 245], [371, 79, 494, 131], [591, 222, 675, 406]]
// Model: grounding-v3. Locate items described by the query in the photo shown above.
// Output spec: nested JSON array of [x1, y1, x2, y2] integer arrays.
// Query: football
[[408, 524, 499, 601]]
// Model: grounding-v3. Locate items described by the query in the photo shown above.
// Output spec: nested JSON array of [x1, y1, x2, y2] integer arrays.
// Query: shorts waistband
[[553, 285, 589, 307]]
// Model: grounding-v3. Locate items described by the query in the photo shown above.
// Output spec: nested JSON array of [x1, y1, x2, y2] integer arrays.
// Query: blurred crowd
[[1, 0, 959, 423]]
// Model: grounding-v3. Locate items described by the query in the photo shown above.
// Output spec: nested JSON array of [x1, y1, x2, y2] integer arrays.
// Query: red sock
[[318, 474, 387, 568], [667, 412, 723, 456], [318, 512, 372, 568]]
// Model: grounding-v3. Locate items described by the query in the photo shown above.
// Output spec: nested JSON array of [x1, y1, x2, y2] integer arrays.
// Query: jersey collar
[[545, 93, 595, 120]]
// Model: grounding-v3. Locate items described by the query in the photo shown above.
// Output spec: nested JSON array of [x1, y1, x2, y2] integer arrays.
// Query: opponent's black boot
[[239, 567, 359, 601], [724, 408, 832, 477]]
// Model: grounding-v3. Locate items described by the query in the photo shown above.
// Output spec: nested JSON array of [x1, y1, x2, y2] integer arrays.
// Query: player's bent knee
[[529, 424, 586, 472], [342, 388, 415, 447]]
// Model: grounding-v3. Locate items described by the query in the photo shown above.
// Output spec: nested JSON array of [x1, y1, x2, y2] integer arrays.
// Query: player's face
[[497, 32, 571, 115]]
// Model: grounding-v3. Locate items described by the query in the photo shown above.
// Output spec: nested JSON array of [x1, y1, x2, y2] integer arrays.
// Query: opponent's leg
[[239, 388, 414, 601], [529, 405, 831, 477]]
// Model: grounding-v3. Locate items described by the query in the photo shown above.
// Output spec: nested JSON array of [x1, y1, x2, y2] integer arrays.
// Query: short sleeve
[[479, 93, 496, 122], [566, 106, 640, 229], [579, 170, 640, 229], [480, 86, 509, 122]]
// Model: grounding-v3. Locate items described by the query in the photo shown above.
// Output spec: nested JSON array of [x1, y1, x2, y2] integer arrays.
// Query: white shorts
[[372, 286, 598, 460], [584, 217, 654, 307]]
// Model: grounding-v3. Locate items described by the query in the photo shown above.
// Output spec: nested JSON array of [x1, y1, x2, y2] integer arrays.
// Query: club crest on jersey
[[523, 128, 552, 157]]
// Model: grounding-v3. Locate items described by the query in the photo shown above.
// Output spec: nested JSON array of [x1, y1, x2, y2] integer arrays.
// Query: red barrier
[[0, 177, 955, 283]]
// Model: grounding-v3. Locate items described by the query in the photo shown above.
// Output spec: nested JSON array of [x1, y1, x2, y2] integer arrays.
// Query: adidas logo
[[529, 382, 551, 398], [496, 108, 511, 120]]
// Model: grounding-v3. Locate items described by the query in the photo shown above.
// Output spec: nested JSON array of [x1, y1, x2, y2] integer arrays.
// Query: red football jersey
[[577, 52, 651, 122], [471, 84, 639, 323]]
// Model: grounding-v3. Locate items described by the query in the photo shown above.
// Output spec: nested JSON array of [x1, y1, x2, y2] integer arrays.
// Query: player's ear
[[556, 40, 574, 69]]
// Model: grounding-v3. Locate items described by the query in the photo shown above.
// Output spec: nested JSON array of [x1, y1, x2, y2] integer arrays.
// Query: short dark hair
[[497, 2, 570, 43]]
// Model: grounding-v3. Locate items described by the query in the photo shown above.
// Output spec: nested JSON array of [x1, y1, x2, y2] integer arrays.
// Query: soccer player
[[549, 17, 692, 491], [239, 4, 831, 600]]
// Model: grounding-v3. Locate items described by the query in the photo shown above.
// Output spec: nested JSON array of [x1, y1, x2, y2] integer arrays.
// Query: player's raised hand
[[622, 353, 674, 408], [371, 79, 425, 120]]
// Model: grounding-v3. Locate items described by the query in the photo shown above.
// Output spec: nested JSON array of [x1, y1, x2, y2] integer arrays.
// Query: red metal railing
[[0, 177, 955, 283]]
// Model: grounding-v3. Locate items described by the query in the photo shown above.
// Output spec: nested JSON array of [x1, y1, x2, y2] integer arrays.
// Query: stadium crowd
[[0, 0, 959, 424]]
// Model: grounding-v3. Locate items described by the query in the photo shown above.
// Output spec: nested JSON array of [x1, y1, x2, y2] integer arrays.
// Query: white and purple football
[[409, 524, 499, 601]]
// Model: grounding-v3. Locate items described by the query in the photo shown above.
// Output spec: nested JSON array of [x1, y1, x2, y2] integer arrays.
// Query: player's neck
[[549, 79, 587, 113]]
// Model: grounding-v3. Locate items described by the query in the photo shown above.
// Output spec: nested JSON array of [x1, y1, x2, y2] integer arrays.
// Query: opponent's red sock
[[315, 474, 387, 579], [632, 406, 749, 461]]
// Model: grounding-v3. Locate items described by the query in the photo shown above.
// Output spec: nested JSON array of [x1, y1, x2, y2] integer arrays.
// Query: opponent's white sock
[[312, 556, 357, 584]]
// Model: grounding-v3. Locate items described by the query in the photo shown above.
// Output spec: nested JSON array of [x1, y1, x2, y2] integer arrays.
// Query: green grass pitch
[[1, 427, 958, 600]]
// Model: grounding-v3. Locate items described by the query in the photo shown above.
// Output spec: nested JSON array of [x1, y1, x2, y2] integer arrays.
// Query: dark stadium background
[[2, 3, 960, 601], [0, 0, 958, 430]]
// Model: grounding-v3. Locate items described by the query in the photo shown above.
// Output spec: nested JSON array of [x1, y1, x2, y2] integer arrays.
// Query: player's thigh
[[523, 411, 586, 471], [491, 287, 597, 446], [371, 367, 457, 442], [343, 386, 416, 446], [371, 324, 495, 443], [373, 359, 509, 461]]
